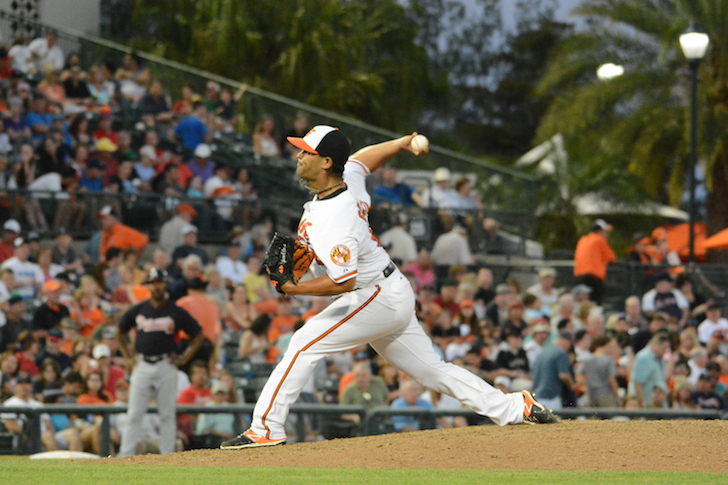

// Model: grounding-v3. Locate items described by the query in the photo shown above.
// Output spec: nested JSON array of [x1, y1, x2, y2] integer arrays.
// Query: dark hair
[[105, 247, 122, 260], [64, 371, 84, 385], [674, 273, 692, 289], [84, 371, 109, 401], [521, 293, 538, 307], [590, 335, 612, 352], [39, 359, 62, 385], [250, 314, 273, 336], [574, 329, 588, 343], [17, 331, 36, 351], [129, 52, 143, 67], [189, 360, 208, 375]]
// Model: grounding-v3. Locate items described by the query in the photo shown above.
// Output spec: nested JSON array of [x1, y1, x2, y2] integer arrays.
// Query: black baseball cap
[[16, 373, 32, 384], [287, 125, 351, 168], [187, 276, 206, 290]]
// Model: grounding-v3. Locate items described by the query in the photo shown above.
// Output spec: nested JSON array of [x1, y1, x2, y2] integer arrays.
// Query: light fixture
[[596, 63, 624, 81], [680, 30, 710, 61]]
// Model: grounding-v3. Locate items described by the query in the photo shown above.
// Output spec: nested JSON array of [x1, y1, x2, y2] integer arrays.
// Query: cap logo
[[330, 245, 350, 266]]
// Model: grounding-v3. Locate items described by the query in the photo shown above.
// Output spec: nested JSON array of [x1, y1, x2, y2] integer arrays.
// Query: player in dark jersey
[[116, 268, 205, 456]]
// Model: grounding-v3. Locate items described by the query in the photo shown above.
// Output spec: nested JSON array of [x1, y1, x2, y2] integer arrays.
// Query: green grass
[[1, 457, 725, 484]]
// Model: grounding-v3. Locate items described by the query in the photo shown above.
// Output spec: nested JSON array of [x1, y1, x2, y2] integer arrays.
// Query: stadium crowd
[[0, 30, 726, 455]]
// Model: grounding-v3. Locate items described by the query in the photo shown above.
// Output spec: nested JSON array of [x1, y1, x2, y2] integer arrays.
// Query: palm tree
[[535, 0, 728, 246]]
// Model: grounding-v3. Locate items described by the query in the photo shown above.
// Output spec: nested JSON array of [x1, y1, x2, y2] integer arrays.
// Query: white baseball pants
[[250, 268, 525, 440]]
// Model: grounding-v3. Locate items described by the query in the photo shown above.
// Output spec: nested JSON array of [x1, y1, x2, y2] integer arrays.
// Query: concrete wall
[[0, 0, 100, 35]]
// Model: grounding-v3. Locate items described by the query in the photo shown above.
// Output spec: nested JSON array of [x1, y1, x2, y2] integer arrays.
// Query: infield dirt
[[103, 420, 728, 472]]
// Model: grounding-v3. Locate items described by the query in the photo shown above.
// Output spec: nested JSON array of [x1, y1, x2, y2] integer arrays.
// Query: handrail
[[1, 403, 367, 456], [3, 404, 724, 456]]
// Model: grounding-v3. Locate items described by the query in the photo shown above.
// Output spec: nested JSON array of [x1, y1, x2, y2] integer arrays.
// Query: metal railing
[[3, 404, 724, 456], [2, 403, 367, 456], [0, 187, 535, 255]]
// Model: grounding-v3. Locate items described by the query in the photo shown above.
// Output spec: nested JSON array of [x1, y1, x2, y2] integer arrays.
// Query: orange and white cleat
[[521, 390, 558, 424], [220, 429, 286, 449]]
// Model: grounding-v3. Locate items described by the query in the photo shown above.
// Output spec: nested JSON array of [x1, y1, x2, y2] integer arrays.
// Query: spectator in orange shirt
[[573, 219, 616, 305], [176, 360, 212, 446], [70, 287, 106, 338], [302, 296, 331, 321], [267, 297, 298, 344], [111, 264, 151, 312], [77, 370, 113, 404], [76, 370, 112, 454], [58, 317, 79, 357], [97, 206, 149, 264], [176, 277, 221, 369]]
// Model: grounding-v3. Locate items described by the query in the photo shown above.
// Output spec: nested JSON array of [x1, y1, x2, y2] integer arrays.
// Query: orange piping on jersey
[[261, 285, 381, 438], [333, 271, 357, 282], [348, 159, 370, 174]]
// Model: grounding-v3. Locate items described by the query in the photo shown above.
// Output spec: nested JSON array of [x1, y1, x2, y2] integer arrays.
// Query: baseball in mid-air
[[411, 134, 429, 152]]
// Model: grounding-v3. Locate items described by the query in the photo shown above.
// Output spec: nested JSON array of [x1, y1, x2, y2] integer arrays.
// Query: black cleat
[[220, 429, 286, 450], [521, 390, 558, 424]]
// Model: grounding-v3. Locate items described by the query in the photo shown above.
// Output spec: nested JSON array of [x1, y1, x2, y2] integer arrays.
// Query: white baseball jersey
[[298, 159, 390, 288], [249, 156, 527, 442]]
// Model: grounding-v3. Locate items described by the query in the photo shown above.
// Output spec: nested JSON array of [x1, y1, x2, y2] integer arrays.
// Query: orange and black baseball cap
[[287, 125, 351, 168]]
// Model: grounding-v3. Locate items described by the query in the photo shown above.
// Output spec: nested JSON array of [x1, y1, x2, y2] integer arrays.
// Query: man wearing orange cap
[[573, 219, 616, 305], [158, 203, 198, 258], [31, 280, 70, 336], [97, 206, 149, 264]]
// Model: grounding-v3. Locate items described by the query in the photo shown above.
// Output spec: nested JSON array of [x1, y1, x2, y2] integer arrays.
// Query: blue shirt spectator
[[628, 333, 670, 407], [390, 380, 434, 432], [175, 103, 208, 151], [372, 167, 423, 207], [26, 98, 53, 140], [79, 160, 105, 192], [531, 333, 574, 410]]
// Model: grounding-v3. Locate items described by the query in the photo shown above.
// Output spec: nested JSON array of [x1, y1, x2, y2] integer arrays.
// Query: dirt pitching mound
[[103, 420, 728, 471]]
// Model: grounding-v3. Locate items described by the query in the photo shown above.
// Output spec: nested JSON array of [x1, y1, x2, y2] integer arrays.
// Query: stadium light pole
[[680, 25, 709, 264]]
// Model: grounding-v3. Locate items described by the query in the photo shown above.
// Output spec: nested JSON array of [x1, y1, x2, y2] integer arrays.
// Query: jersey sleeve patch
[[330, 245, 351, 266]]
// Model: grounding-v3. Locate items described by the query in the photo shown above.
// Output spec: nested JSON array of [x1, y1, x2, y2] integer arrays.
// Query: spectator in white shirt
[[0, 238, 43, 300], [422, 167, 459, 209], [697, 303, 728, 349], [430, 217, 473, 266], [8, 37, 31, 74], [28, 31, 64, 74], [216, 238, 248, 286], [641, 272, 689, 327], [526, 268, 560, 317], [204, 164, 235, 220]]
